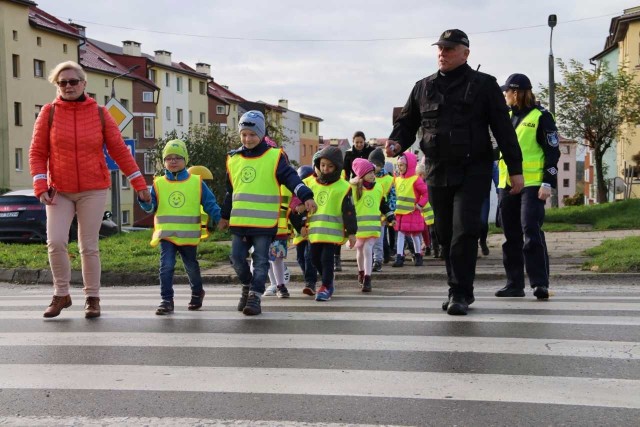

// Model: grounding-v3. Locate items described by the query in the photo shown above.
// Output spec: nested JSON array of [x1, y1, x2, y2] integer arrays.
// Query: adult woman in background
[[29, 61, 151, 318], [495, 73, 560, 300]]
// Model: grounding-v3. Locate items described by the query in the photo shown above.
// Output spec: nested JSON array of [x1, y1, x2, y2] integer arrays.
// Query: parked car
[[0, 189, 118, 243]]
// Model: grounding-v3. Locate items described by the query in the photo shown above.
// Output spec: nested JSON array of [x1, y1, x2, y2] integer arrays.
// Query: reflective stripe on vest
[[305, 177, 350, 244], [227, 148, 281, 228], [277, 185, 292, 237], [499, 108, 545, 188], [151, 174, 202, 247], [423, 202, 434, 225], [353, 183, 384, 239], [394, 175, 418, 215], [200, 209, 209, 239]]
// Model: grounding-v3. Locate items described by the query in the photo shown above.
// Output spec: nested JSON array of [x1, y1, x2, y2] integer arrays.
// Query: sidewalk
[[3, 230, 640, 285]]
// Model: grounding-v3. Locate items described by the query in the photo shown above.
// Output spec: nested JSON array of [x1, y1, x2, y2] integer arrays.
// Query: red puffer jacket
[[29, 96, 146, 198]]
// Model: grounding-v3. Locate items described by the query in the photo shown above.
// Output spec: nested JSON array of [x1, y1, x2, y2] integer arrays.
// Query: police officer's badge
[[546, 131, 559, 147]]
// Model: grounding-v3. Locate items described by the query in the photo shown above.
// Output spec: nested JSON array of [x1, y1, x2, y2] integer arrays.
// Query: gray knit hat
[[238, 110, 266, 140]]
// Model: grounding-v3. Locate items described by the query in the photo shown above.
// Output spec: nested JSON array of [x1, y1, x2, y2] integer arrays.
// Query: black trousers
[[498, 186, 550, 289], [430, 175, 491, 299], [310, 242, 337, 287]]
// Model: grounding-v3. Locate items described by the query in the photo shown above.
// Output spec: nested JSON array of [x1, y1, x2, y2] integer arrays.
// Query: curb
[[3, 268, 640, 286]]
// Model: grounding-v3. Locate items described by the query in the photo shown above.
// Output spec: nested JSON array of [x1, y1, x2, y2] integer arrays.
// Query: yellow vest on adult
[[394, 175, 418, 215], [151, 175, 202, 247], [423, 202, 435, 225], [353, 183, 384, 238], [305, 176, 350, 244], [499, 108, 545, 188], [277, 185, 292, 238], [226, 148, 282, 228]]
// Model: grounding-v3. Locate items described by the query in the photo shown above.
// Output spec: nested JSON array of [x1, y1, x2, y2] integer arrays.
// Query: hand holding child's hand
[[305, 199, 318, 215], [348, 235, 356, 248], [415, 203, 422, 211], [301, 226, 309, 238], [137, 189, 151, 203], [295, 204, 306, 214], [217, 218, 229, 231]]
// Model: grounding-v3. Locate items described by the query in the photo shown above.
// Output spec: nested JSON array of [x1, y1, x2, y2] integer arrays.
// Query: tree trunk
[[595, 149, 608, 203]]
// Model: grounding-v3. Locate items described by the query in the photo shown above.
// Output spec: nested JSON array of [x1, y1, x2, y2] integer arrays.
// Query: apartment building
[[208, 81, 246, 134]]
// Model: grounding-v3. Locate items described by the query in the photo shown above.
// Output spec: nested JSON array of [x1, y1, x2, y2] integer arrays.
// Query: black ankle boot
[[334, 255, 342, 272], [237, 285, 250, 311], [391, 255, 404, 267]]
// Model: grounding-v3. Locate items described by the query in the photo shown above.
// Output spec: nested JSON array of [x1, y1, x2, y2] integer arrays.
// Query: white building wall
[[159, 70, 189, 137], [282, 110, 300, 164]]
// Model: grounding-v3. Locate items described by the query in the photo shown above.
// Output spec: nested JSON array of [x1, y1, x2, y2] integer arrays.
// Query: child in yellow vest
[[349, 158, 395, 292], [139, 139, 221, 315], [300, 147, 357, 301]]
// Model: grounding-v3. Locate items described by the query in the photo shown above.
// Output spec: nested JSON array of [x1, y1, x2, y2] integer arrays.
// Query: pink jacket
[[394, 152, 428, 233]]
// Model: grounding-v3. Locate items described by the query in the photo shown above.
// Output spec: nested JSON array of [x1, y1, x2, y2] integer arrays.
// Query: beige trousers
[[46, 189, 108, 297]]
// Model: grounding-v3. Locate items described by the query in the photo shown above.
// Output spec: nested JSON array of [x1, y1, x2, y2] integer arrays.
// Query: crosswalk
[[0, 283, 639, 426]]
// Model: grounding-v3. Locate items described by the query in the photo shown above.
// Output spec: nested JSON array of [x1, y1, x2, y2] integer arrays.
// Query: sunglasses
[[56, 79, 82, 87]]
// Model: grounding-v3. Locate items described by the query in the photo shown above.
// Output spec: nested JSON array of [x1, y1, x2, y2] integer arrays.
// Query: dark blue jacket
[[221, 140, 314, 236], [138, 169, 222, 223]]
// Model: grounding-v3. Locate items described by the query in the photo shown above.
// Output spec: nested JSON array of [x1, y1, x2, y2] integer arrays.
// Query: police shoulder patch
[[546, 131, 559, 147]]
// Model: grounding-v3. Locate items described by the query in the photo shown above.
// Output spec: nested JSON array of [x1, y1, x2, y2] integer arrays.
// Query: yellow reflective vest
[[227, 148, 282, 228], [353, 183, 384, 239], [423, 202, 434, 226], [394, 175, 418, 216], [151, 174, 202, 247], [277, 185, 292, 238], [499, 108, 545, 188], [305, 176, 350, 244]]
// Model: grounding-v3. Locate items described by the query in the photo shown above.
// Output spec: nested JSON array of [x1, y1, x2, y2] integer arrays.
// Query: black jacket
[[510, 105, 561, 188], [344, 145, 375, 180], [389, 63, 522, 187]]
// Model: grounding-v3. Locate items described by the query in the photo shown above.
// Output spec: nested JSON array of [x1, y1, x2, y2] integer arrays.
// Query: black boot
[[480, 241, 490, 256], [334, 255, 342, 272], [391, 255, 404, 267], [446, 295, 468, 315], [414, 253, 423, 266], [495, 286, 525, 297], [533, 286, 549, 300], [237, 285, 250, 311], [242, 291, 262, 316], [362, 275, 372, 292], [433, 245, 441, 259]]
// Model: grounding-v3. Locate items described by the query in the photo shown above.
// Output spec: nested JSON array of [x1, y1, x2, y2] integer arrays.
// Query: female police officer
[[495, 73, 560, 300]]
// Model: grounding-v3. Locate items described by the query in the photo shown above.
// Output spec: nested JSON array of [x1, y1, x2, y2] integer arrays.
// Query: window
[[12, 30, 17, 41], [142, 91, 153, 102], [563, 162, 570, 171], [189, 110, 193, 124], [148, 69, 157, 83], [144, 152, 156, 174], [34, 105, 43, 120], [120, 99, 129, 110], [199, 112, 205, 124], [165, 72, 170, 87], [177, 108, 183, 125], [220, 123, 227, 134], [176, 76, 183, 92], [563, 179, 570, 188], [143, 117, 154, 138], [15, 148, 23, 171], [14, 102, 22, 126], [216, 105, 225, 115], [104, 96, 110, 105], [63, 43, 68, 54], [188, 78, 192, 92], [12, 55, 20, 78], [36, 36, 41, 46], [122, 210, 130, 225], [303, 144, 306, 157], [121, 173, 130, 189], [166, 107, 171, 121], [33, 59, 45, 78], [104, 78, 109, 88], [303, 122, 306, 133], [199, 81, 205, 95]]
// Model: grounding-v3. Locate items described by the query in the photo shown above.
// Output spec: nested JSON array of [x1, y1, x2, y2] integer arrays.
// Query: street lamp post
[[109, 64, 139, 233], [548, 14, 558, 208]]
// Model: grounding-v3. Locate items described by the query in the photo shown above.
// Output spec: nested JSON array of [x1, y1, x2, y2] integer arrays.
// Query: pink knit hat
[[352, 158, 375, 178]]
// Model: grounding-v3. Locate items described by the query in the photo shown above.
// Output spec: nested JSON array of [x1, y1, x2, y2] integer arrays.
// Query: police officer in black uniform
[[386, 29, 524, 315]]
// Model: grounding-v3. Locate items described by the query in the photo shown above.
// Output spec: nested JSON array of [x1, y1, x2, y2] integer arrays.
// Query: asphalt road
[[0, 279, 639, 426]]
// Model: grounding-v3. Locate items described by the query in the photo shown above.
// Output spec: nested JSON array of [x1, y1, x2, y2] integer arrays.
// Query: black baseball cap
[[432, 29, 470, 48], [501, 73, 532, 91]]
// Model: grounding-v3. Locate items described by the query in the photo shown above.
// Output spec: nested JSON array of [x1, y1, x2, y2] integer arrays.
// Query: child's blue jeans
[[159, 240, 202, 301], [230, 234, 272, 294]]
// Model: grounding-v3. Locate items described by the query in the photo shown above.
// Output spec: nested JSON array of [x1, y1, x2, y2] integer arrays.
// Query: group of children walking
[[141, 111, 435, 316]]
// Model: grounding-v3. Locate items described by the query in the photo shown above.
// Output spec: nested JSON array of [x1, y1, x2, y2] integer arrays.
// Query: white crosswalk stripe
[[0, 283, 639, 426]]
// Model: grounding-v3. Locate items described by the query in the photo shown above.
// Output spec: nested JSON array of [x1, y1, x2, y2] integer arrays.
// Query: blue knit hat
[[238, 110, 266, 140]]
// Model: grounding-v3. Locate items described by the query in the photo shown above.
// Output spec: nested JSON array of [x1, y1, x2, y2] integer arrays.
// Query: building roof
[[28, 6, 82, 40], [300, 112, 323, 122], [209, 81, 246, 103], [604, 7, 640, 49]]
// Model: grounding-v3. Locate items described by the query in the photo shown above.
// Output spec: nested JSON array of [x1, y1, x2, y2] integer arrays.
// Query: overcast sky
[[37, 0, 637, 140]]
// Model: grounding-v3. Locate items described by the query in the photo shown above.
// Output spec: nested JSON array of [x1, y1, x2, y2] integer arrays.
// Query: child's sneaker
[[188, 289, 205, 310], [237, 285, 250, 311], [276, 284, 290, 298], [302, 283, 316, 296], [315, 285, 334, 301], [242, 291, 262, 315], [155, 299, 174, 315], [263, 284, 277, 296]]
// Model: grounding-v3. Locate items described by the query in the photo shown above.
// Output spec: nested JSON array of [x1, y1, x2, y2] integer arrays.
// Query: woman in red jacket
[[29, 61, 151, 319]]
